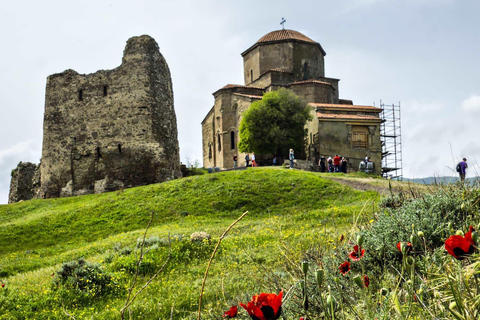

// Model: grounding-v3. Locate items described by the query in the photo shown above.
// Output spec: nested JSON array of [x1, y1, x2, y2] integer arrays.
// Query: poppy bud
[[417, 231, 424, 237], [380, 288, 388, 296], [449, 301, 457, 310], [353, 275, 363, 288], [326, 294, 337, 310], [315, 269, 324, 287], [455, 230, 464, 236], [406, 256, 415, 266], [473, 232, 479, 245], [302, 261, 309, 276], [334, 277, 340, 284], [410, 234, 419, 247], [357, 234, 365, 248], [400, 242, 407, 255], [461, 203, 465, 211]]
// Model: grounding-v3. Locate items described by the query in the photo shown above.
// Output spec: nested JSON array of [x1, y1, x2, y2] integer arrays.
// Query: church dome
[[242, 29, 325, 56], [256, 29, 318, 45]]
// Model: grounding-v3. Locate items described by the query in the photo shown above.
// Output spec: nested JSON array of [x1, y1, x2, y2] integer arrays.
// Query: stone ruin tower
[[9, 35, 181, 203]]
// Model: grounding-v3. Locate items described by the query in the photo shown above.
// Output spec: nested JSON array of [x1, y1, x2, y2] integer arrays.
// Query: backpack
[[456, 163, 461, 173]]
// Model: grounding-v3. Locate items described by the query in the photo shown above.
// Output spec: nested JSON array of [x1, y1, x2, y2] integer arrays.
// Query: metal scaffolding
[[380, 101, 402, 180]]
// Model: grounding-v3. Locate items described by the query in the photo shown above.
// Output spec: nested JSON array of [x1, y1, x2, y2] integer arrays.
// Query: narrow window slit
[[96, 147, 102, 159]]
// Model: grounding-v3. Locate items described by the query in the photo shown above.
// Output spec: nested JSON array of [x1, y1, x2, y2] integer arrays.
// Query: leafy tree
[[238, 88, 312, 159]]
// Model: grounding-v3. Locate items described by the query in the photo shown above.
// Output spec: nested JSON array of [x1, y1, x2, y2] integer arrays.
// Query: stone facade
[[202, 29, 383, 173], [9, 35, 181, 202]]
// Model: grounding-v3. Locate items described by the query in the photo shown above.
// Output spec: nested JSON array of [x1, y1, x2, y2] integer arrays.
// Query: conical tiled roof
[[242, 29, 325, 56], [256, 29, 317, 44]]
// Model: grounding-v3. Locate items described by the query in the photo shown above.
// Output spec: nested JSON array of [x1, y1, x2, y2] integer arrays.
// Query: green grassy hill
[[0, 168, 380, 319]]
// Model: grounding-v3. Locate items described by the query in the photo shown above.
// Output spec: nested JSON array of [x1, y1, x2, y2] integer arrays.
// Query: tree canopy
[[238, 88, 312, 158]]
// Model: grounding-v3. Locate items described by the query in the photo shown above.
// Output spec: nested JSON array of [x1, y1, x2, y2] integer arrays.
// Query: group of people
[[236, 153, 258, 168], [232, 149, 294, 168], [319, 154, 348, 173]]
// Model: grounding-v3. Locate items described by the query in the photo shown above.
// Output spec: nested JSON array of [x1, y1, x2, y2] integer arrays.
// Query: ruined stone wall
[[8, 162, 40, 203], [39, 35, 181, 199]]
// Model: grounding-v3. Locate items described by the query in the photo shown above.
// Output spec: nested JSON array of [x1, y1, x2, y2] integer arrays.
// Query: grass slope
[[0, 168, 379, 319]]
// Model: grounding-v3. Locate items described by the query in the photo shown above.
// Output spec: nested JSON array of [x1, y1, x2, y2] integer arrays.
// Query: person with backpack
[[457, 158, 468, 182], [245, 153, 250, 167], [327, 156, 333, 172]]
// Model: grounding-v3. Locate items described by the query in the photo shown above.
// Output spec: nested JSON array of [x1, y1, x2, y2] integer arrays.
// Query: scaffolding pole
[[380, 101, 402, 180]]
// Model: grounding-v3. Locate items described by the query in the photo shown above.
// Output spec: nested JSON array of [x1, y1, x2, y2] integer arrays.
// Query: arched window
[[217, 134, 221, 152], [208, 144, 212, 159], [303, 62, 308, 80], [250, 70, 253, 82], [230, 131, 235, 150]]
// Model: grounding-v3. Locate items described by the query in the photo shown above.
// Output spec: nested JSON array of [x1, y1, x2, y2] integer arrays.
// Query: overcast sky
[[1, 0, 479, 204]]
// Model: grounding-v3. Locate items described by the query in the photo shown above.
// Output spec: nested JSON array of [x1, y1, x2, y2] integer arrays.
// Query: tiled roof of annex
[[233, 93, 263, 99], [310, 103, 382, 111], [316, 113, 382, 121], [213, 84, 264, 95], [289, 79, 334, 87]]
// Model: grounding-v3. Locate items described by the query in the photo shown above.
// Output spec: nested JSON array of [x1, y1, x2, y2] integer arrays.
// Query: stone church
[[9, 35, 181, 203], [201, 29, 383, 173]]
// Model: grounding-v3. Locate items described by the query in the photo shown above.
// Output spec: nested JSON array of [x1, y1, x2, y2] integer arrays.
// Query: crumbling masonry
[[9, 35, 181, 203]]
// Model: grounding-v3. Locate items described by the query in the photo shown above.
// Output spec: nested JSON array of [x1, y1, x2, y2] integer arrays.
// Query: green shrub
[[52, 258, 116, 305], [360, 184, 479, 275], [183, 167, 207, 177]]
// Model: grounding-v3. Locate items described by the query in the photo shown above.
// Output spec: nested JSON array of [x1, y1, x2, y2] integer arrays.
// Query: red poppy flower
[[240, 290, 283, 320], [362, 275, 370, 288], [396, 242, 413, 253], [348, 245, 365, 261], [339, 234, 344, 242], [1, 284, 4, 288], [445, 226, 475, 260], [223, 305, 238, 318], [339, 261, 351, 275]]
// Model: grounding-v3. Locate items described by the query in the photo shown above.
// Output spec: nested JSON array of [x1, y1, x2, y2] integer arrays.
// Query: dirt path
[[327, 177, 398, 194]]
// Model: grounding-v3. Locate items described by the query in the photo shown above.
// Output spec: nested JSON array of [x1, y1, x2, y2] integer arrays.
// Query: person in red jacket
[[333, 154, 341, 172]]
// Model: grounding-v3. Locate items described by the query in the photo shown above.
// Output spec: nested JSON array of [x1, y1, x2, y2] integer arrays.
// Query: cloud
[[462, 95, 480, 113], [342, 0, 457, 12]]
